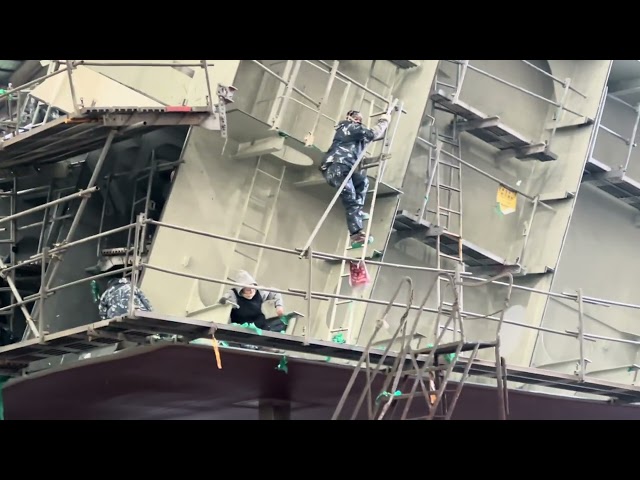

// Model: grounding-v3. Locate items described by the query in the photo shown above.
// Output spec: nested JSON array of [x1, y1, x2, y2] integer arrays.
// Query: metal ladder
[[325, 64, 401, 345], [432, 126, 465, 330], [39, 185, 82, 252], [0, 179, 19, 334], [421, 65, 467, 339], [18, 182, 86, 341], [326, 101, 402, 346], [124, 151, 159, 265], [217, 156, 285, 299]]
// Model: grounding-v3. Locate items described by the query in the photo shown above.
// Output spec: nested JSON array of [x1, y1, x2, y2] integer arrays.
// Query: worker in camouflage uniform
[[98, 277, 153, 320], [320, 110, 391, 248]]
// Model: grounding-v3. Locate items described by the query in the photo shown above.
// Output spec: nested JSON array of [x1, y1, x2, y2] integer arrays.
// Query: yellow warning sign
[[496, 185, 517, 215]]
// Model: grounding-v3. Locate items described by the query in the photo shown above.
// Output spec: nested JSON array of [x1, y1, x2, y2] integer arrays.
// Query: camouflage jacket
[[98, 278, 153, 320], [320, 117, 390, 170]]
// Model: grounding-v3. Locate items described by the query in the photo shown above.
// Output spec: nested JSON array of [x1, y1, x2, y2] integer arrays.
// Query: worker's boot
[[350, 231, 373, 249]]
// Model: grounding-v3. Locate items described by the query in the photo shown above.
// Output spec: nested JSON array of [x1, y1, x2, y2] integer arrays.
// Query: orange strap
[[211, 336, 222, 369]]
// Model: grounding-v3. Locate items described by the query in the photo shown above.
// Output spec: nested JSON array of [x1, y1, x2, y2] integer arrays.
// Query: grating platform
[[431, 90, 558, 162], [0, 311, 444, 375], [582, 157, 640, 210], [0, 106, 215, 168], [393, 210, 520, 270], [2, 310, 640, 403]]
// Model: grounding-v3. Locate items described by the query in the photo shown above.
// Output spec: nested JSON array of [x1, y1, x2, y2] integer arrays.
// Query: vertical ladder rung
[[428, 209, 449, 217], [440, 207, 461, 215], [248, 196, 267, 208], [436, 81, 456, 89], [439, 163, 461, 170], [234, 250, 259, 262], [440, 252, 461, 262], [439, 138, 458, 147], [241, 222, 266, 235], [439, 184, 460, 192], [256, 169, 281, 181]]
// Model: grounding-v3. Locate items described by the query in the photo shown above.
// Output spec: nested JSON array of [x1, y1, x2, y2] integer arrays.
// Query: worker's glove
[[379, 113, 391, 123]]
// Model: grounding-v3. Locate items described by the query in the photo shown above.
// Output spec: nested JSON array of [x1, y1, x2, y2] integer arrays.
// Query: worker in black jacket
[[220, 270, 286, 332]]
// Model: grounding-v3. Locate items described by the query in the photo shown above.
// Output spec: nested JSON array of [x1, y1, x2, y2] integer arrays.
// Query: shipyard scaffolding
[[333, 269, 512, 420], [1, 212, 640, 411], [205, 60, 405, 343], [387, 60, 592, 353], [1, 61, 640, 419], [0, 60, 238, 344]]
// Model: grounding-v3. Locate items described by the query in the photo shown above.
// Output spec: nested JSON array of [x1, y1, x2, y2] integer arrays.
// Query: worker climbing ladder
[[314, 64, 404, 345], [299, 94, 402, 345], [215, 156, 286, 301]]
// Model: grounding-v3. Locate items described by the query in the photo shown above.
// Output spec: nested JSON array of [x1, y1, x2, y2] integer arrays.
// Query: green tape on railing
[[427, 343, 456, 364], [276, 355, 288, 374], [240, 322, 262, 336], [375, 390, 401, 404], [0, 376, 9, 420], [90, 280, 101, 304], [325, 332, 347, 362]]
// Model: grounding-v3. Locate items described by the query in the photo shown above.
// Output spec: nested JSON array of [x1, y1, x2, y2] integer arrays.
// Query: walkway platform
[[393, 209, 521, 270], [0, 106, 215, 168], [431, 89, 558, 162], [1, 310, 640, 403], [582, 156, 640, 211]]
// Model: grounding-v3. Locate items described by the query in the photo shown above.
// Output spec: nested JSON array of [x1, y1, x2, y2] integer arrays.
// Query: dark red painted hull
[[4, 344, 640, 420]]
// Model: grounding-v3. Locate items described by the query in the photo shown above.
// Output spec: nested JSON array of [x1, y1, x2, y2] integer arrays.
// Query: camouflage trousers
[[322, 162, 369, 235]]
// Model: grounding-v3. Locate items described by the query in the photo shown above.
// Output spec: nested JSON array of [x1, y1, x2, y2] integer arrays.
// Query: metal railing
[[440, 60, 589, 152], [0, 60, 220, 139], [248, 60, 404, 153], [0, 210, 637, 391], [591, 90, 640, 174]]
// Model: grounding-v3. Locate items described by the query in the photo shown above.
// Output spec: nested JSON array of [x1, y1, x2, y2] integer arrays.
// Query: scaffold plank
[[0, 310, 639, 402]]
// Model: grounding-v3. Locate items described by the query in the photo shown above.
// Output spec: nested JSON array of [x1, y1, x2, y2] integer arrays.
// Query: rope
[[211, 335, 222, 369]]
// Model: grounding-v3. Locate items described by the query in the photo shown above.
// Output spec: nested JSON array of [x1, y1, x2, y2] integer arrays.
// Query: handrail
[[0, 60, 219, 138], [591, 96, 640, 174], [0, 211, 632, 387], [442, 60, 587, 119]]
